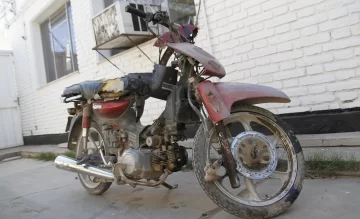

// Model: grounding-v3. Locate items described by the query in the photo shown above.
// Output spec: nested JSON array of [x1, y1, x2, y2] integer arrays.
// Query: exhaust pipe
[[54, 156, 115, 181]]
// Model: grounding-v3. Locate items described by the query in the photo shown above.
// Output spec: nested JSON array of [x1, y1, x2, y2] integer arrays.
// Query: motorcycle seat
[[62, 80, 115, 100]]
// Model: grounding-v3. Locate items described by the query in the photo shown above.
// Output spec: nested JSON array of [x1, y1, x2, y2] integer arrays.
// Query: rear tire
[[193, 105, 305, 218], [76, 121, 112, 195]]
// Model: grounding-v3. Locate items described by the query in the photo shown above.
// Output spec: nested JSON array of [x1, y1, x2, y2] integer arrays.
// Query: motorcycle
[[56, 5, 305, 219]]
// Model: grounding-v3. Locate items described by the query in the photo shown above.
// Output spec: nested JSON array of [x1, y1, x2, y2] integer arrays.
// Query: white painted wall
[[8, 0, 360, 137]]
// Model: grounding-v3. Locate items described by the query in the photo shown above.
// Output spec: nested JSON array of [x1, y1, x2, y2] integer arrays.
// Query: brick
[[275, 24, 291, 34], [299, 73, 336, 85], [214, 3, 225, 12], [306, 65, 324, 75], [248, 46, 277, 59], [291, 13, 328, 30], [283, 78, 298, 88], [331, 27, 351, 39], [323, 36, 360, 51], [221, 50, 233, 58], [326, 79, 360, 91], [328, 7, 348, 20], [301, 25, 318, 36], [309, 85, 326, 94], [293, 32, 330, 49], [262, 0, 287, 11], [228, 11, 248, 22], [303, 53, 334, 66], [335, 69, 356, 80], [269, 31, 301, 45], [283, 87, 308, 96], [287, 98, 301, 107], [280, 61, 296, 70], [263, 81, 283, 89], [236, 60, 256, 70], [213, 40, 239, 52], [273, 68, 306, 80], [333, 49, 353, 60], [248, 5, 262, 16], [273, 5, 288, 16], [265, 13, 297, 28], [319, 14, 360, 31], [223, 72, 246, 82], [242, 0, 268, 9], [234, 43, 253, 54], [246, 29, 275, 42], [348, 2, 360, 13], [259, 74, 273, 83], [355, 47, 360, 56], [297, 6, 315, 18], [271, 50, 303, 63], [244, 11, 273, 26], [256, 57, 271, 66], [300, 94, 336, 105], [232, 27, 251, 39], [335, 91, 358, 102], [290, 0, 326, 11], [251, 64, 279, 75], [351, 24, 360, 35], [315, 0, 344, 13], [253, 39, 268, 49], [324, 58, 360, 71], [304, 45, 322, 56], [278, 106, 310, 114], [277, 42, 293, 52], [251, 23, 264, 32], [220, 34, 231, 43]]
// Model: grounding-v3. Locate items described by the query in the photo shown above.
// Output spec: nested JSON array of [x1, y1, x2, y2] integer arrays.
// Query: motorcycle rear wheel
[[193, 105, 305, 218], [76, 121, 112, 195]]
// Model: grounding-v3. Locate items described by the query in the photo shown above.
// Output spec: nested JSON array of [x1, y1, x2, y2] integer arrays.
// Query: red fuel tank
[[92, 100, 130, 119]]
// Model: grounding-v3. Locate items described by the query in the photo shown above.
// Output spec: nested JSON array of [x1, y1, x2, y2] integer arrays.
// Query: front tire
[[193, 105, 305, 218], [76, 121, 112, 195]]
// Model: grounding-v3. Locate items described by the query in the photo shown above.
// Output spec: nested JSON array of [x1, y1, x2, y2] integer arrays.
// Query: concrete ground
[[1, 159, 360, 219]]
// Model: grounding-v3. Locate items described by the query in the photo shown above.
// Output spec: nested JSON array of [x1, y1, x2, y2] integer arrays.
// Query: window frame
[[40, 1, 78, 83]]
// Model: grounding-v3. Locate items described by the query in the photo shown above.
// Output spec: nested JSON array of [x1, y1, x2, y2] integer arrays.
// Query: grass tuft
[[33, 152, 58, 161], [63, 151, 76, 159], [306, 152, 358, 174]]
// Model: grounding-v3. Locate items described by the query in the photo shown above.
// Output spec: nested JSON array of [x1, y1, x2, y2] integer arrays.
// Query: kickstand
[[162, 182, 178, 190]]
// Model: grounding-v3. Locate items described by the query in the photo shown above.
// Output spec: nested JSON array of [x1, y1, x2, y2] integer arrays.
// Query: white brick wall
[[9, 0, 360, 137]]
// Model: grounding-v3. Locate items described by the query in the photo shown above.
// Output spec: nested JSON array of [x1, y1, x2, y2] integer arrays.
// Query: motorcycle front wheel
[[193, 105, 305, 218]]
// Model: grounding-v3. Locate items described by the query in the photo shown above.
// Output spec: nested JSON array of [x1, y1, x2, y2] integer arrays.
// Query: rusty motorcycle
[[56, 5, 305, 219]]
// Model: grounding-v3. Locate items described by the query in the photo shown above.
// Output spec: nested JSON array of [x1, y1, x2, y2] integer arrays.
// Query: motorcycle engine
[[113, 145, 188, 180]]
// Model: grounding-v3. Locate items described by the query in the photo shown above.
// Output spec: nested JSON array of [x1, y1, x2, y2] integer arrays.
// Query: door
[[0, 50, 23, 148]]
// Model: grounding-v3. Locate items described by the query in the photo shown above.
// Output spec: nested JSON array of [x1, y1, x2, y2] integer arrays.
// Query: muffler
[[54, 155, 115, 181]]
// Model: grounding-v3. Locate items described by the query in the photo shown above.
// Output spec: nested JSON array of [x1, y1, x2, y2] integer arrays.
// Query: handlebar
[[125, 5, 150, 20]]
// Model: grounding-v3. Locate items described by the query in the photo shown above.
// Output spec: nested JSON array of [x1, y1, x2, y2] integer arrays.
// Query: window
[[41, 2, 78, 83]]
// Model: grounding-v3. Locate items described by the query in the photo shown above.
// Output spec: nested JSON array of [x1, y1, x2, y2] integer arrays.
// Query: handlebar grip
[[125, 5, 147, 19]]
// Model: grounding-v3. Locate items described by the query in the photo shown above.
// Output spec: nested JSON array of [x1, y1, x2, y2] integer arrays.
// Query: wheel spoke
[[244, 177, 262, 201], [239, 119, 252, 131], [270, 171, 290, 184]]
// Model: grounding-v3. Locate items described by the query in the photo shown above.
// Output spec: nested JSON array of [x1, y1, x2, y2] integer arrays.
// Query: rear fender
[[66, 114, 82, 151], [197, 81, 290, 123]]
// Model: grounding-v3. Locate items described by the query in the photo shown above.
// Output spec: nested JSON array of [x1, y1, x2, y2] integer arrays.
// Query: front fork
[[215, 122, 241, 189]]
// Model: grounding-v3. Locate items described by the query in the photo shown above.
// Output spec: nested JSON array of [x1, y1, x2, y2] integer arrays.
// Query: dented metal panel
[[197, 81, 230, 123], [197, 81, 290, 123], [167, 43, 226, 78]]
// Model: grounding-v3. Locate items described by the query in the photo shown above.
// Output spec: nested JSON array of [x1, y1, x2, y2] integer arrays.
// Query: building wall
[[9, 0, 360, 137]]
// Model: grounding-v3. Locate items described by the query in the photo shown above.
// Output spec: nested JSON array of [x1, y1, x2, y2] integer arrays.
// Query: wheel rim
[[77, 127, 106, 188], [206, 112, 298, 207]]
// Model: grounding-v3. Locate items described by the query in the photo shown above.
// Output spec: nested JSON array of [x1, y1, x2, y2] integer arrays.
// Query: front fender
[[197, 81, 290, 123]]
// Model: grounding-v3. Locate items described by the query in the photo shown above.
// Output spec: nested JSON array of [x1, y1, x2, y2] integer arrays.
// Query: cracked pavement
[[1, 159, 360, 219]]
